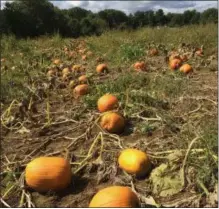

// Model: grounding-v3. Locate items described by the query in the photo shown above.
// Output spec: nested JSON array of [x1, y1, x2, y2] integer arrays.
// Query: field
[[1, 24, 218, 207]]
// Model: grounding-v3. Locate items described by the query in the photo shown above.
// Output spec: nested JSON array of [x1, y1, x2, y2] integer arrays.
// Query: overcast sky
[[1, 1, 218, 14]]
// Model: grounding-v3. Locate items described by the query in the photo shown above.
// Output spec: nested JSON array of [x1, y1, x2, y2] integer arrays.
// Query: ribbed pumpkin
[[118, 148, 151, 177], [100, 112, 125, 134], [25, 157, 72, 192], [149, 48, 159, 56], [97, 94, 119, 113], [179, 63, 193, 74], [133, 62, 146, 72], [89, 186, 139, 208], [169, 58, 182, 70], [96, 63, 108, 74], [78, 75, 87, 83], [74, 84, 89, 96]]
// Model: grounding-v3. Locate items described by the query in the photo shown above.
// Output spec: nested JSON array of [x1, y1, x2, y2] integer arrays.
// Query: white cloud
[[1, 1, 217, 14], [51, 1, 218, 14]]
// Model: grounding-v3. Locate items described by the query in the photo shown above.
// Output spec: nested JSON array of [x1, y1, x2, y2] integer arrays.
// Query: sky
[[1, 1, 218, 14]]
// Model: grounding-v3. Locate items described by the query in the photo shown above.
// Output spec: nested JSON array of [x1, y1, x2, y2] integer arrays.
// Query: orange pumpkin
[[100, 112, 125, 134], [1, 58, 6, 62], [97, 94, 119, 113], [133, 62, 146, 72], [149, 48, 159, 56], [53, 59, 61, 65], [169, 58, 182, 70], [78, 75, 87, 83], [195, 49, 203, 56], [169, 54, 181, 62], [69, 80, 75, 88], [47, 69, 57, 77], [82, 55, 87, 60], [72, 64, 81, 72], [96, 63, 108, 74], [179, 63, 193, 74], [62, 67, 70, 75], [74, 84, 89, 96], [25, 157, 72, 192], [118, 149, 151, 177], [89, 186, 139, 207]]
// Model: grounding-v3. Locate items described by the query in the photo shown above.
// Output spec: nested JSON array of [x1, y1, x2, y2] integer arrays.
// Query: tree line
[[0, 0, 218, 38]]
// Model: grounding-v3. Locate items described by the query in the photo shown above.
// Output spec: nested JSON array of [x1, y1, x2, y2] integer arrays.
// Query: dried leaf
[[150, 163, 183, 197], [16, 126, 30, 134]]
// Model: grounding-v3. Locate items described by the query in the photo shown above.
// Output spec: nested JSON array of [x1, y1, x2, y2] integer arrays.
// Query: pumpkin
[[78, 75, 87, 83], [62, 73, 70, 81], [195, 49, 203, 56], [25, 157, 72, 192], [179, 63, 193, 74], [74, 84, 89, 96], [53, 59, 61, 65], [62, 67, 70, 75], [149, 48, 159, 56], [47, 69, 57, 77], [169, 58, 182, 70], [133, 62, 146, 72], [118, 148, 151, 177], [69, 80, 76, 88], [96, 63, 108, 74], [89, 186, 139, 208], [100, 112, 125, 134], [169, 54, 181, 62], [97, 94, 119, 113], [82, 55, 87, 60]]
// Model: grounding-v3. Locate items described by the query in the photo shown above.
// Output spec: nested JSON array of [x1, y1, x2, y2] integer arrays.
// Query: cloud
[[51, 1, 217, 14], [1, 1, 218, 14]]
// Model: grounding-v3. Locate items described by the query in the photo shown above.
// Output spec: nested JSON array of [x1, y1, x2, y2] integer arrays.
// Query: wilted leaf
[[16, 126, 30, 134], [150, 163, 183, 197]]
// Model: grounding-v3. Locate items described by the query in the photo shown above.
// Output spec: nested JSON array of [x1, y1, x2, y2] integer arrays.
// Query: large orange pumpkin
[[179, 63, 193, 74], [25, 157, 72, 192], [100, 112, 125, 134], [169, 58, 182, 70], [89, 186, 139, 207], [74, 84, 89, 96], [96, 63, 108, 74], [118, 149, 151, 177], [97, 94, 119, 113], [133, 62, 146, 72]]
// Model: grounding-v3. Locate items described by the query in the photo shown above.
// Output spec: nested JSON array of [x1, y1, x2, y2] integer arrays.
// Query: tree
[[155, 9, 166, 26]]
